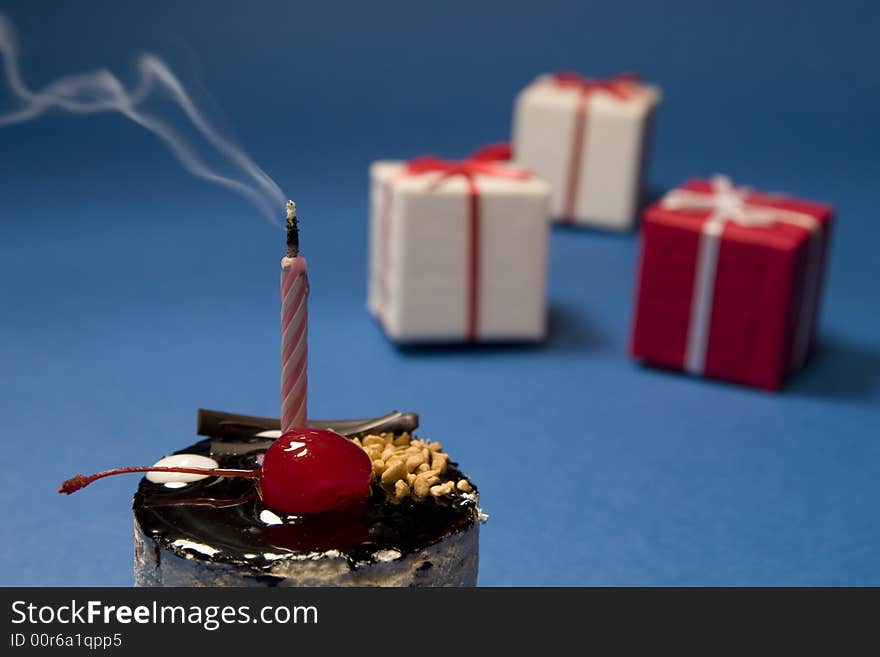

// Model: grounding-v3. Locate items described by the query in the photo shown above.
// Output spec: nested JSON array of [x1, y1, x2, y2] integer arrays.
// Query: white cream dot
[[146, 453, 219, 484], [170, 539, 219, 557], [259, 509, 283, 526]]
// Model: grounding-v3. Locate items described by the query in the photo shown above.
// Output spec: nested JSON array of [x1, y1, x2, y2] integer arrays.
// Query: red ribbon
[[379, 151, 532, 341], [468, 142, 513, 163], [550, 72, 640, 223]]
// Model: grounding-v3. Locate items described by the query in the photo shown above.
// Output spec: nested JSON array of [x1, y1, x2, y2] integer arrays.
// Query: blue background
[[1, 0, 878, 586]]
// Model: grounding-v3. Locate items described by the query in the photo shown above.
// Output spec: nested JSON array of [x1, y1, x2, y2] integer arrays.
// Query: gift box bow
[[548, 71, 641, 100], [404, 154, 531, 186], [659, 175, 825, 376], [661, 175, 819, 231]]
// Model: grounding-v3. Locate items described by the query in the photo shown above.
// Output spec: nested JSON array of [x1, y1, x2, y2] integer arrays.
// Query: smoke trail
[[0, 14, 286, 224]]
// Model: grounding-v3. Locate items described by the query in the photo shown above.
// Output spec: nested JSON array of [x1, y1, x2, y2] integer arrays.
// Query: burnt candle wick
[[286, 200, 299, 258]]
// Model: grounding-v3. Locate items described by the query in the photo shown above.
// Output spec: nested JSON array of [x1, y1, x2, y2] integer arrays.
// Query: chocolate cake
[[131, 411, 485, 586]]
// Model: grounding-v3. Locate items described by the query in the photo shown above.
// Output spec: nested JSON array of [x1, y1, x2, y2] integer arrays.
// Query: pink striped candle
[[281, 200, 309, 433]]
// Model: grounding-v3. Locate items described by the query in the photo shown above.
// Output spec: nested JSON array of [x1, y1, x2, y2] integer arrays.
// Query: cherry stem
[[58, 466, 260, 495]]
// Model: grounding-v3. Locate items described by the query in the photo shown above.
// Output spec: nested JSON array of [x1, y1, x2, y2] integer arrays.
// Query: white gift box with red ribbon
[[512, 73, 660, 230], [367, 156, 551, 343]]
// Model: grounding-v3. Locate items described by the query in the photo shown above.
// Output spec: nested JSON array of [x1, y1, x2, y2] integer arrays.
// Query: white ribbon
[[660, 175, 824, 376]]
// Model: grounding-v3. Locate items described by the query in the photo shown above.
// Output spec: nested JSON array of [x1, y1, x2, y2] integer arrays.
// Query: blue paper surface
[[0, 0, 878, 585]]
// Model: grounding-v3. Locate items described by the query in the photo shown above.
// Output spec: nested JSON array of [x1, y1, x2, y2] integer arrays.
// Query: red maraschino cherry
[[259, 427, 372, 514], [59, 428, 373, 515]]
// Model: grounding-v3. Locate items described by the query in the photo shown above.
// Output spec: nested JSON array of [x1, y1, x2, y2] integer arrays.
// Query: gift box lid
[[520, 73, 661, 117], [644, 178, 834, 251], [370, 160, 551, 198]]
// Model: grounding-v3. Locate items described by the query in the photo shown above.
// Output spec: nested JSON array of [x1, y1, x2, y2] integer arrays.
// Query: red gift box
[[630, 176, 834, 390]]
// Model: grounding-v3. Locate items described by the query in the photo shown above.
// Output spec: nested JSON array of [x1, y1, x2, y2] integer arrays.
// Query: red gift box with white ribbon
[[630, 176, 834, 390]]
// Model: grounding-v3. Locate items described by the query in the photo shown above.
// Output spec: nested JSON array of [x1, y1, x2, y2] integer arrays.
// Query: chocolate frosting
[[133, 434, 479, 573]]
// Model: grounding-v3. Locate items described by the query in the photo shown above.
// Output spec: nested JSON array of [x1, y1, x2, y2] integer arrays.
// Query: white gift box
[[367, 159, 551, 342], [512, 73, 660, 230]]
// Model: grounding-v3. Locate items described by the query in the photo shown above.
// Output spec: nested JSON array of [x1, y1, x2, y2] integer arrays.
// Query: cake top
[[132, 430, 481, 571]]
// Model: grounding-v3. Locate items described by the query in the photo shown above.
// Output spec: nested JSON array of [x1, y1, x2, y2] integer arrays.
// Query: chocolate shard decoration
[[197, 408, 419, 441]]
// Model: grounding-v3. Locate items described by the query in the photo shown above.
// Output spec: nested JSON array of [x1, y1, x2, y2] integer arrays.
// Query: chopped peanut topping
[[359, 432, 469, 501]]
